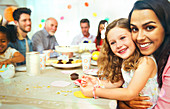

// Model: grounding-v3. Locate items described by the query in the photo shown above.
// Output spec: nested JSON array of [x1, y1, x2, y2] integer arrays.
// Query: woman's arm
[[154, 56, 170, 109], [81, 57, 157, 100], [118, 96, 153, 109]]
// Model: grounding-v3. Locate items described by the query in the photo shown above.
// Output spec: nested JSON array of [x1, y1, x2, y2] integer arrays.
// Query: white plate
[[91, 60, 97, 66], [15, 65, 26, 72], [51, 63, 82, 68], [46, 60, 56, 65], [84, 69, 99, 76]]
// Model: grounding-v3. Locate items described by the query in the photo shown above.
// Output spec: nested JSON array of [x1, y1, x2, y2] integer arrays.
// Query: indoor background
[[0, 0, 138, 45]]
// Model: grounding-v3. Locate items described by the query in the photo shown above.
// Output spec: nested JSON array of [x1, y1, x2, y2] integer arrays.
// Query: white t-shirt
[[71, 33, 96, 45], [0, 47, 18, 62]]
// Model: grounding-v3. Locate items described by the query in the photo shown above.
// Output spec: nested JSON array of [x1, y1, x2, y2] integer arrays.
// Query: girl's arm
[[81, 57, 157, 100], [81, 75, 123, 88], [0, 52, 25, 68], [100, 79, 123, 88]]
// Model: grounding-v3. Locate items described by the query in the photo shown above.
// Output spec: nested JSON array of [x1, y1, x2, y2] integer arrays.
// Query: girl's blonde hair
[[97, 18, 141, 83]]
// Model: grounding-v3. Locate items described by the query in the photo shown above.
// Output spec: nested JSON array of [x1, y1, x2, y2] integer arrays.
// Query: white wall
[[1, 0, 137, 45]]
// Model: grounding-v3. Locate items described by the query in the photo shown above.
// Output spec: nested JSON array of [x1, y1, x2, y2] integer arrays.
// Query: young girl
[[80, 18, 159, 108], [0, 26, 25, 68]]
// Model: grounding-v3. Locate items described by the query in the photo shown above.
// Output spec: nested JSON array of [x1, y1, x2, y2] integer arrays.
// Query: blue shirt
[[8, 36, 33, 65]]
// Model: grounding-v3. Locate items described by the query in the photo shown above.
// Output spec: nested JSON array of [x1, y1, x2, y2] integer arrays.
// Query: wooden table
[[0, 65, 117, 109]]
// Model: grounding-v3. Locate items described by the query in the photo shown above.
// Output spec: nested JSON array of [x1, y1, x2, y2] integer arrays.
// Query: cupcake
[[70, 73, 79, 80]]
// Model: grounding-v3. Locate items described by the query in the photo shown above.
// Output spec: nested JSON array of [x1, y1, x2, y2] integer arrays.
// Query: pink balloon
[[60, 16, 64, 20]]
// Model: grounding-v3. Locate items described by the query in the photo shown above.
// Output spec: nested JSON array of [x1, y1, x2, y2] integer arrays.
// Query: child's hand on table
[[81, 75, 99, 87], [0, 59, 12, 68], [80, 85, 94, 97]]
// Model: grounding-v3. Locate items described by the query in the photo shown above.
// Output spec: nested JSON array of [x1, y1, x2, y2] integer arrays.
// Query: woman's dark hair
[[128, 0, 170, 88], [0, 26, 10, 41], [96, 20, 108, 45], [6, 24, 18, 43]]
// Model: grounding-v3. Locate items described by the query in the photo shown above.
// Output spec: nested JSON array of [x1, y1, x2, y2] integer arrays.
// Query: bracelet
[[93, 84, 101, 99], [97, 78, 105, 88]]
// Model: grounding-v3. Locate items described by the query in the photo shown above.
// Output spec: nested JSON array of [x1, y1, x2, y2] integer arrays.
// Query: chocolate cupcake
[[66, 61, 72, 64], [70, 73, 79, 80], [57, 60, 63, 64], [69, 59, 73, 62]]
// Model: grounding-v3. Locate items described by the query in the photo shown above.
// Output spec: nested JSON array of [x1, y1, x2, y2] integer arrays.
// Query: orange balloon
[[4, 6, 17, 22], [84, 2, 89, 7], [67, 4, 72, 9]]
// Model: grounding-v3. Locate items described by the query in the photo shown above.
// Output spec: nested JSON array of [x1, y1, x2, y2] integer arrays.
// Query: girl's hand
[[119, 96, 153, 109], [80, 85, 94, 97], [0, 59, 12, 68], [81, 75, 99, 87]]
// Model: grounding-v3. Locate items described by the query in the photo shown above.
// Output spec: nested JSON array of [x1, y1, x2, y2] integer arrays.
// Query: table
[[0, 64, 117, 109]]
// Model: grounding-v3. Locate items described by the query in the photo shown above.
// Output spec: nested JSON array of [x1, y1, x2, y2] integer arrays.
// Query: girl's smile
[[107, 27, 136, 59], [0, 32, 8, 55]]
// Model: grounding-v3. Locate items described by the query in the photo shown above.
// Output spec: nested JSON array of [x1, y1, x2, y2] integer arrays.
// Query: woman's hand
[[80, 85, 94, 97], [81, 75, 99, 87], [118, 96, 153, 109]]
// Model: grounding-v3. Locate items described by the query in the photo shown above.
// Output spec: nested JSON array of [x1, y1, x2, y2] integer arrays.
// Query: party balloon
[[67, 4, 72, 9], [4, 6, 17, 22], [60, 16, 64, 20], [93, 12, 97, 17], [105, 17, 109, 22], [84, 2, 89, 7], [39, 24, 42, 28], [0, 15, 3, 25], [41, 19, 45, 23]]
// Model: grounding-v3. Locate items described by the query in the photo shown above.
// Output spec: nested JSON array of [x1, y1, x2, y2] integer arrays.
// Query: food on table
[[70, 73, 79, 80], [57, 60, 64, 64], [53, 59, 82, 64], [73, 79, 82, 86], [66, 59, 74, 64]]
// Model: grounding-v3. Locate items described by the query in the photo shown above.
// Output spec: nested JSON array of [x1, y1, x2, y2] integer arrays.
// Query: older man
[[32, 17, 59, 57]]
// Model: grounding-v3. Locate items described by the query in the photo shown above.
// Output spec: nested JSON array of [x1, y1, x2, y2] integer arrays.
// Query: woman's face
[[107, 27, 136, 59], [130, 9, 165, 56], [99, 24, 105, 33]]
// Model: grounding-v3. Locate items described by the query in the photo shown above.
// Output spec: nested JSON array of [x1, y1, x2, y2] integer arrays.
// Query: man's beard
[[19, 25, 31, 33], [49, 31, 55, 36]]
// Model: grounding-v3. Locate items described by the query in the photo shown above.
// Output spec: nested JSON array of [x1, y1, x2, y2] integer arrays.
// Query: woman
[[95, 20, 108, 51], [119, 0, 170, 108]]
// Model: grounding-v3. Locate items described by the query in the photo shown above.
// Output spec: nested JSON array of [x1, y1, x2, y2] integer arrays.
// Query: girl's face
[[130, 9, 165, 56], [0, 32, 8, 55], [107, 27, 136, 59]]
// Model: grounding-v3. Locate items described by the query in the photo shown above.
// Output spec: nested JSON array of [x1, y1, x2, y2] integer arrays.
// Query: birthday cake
[[55, 45, 79, 52], [79, 43, 96, 51]]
